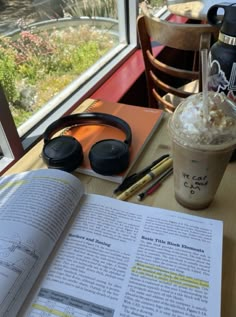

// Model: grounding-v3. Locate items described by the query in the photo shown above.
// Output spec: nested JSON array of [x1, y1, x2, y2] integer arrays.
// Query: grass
[[64, 0, 118, 18]]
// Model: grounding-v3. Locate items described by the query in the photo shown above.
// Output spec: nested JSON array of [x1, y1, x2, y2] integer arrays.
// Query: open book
[[0, 169, 223, 317]]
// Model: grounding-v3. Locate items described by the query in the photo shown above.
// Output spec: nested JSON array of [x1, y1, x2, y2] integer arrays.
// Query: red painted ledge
[[90, 14, 188, 103]]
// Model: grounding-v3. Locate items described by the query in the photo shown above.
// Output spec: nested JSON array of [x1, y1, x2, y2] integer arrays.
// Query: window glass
[[0, 0, 123, 130]]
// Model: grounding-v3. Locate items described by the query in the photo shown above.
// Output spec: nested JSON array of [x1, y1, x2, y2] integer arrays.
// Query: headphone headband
[[42, 112, 132, 175], [44, 112, 132, 145]]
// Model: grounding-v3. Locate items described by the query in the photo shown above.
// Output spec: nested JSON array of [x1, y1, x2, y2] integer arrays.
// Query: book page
[[23, 194, 223, 317], [0, 169, 84, 317]]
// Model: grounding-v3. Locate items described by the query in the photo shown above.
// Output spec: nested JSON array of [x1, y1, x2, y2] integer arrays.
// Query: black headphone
[[42, 112, 132, 175]]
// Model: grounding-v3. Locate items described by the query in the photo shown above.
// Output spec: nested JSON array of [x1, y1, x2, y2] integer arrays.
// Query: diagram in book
[[0, 234, 40, 312]]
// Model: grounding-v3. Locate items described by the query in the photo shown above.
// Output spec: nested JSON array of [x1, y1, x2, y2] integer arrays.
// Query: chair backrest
[[137, 15, 219, 112]]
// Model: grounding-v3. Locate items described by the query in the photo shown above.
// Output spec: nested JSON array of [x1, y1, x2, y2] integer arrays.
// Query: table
[[4, 98, 236, 317], [167, 0, 234, 21]]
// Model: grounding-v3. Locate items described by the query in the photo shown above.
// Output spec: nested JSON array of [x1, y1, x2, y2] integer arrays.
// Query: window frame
[[0, 1, 170, 174]]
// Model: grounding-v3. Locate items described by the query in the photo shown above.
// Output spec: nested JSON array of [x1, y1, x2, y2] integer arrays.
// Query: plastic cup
[[168, 92, 236, 210]]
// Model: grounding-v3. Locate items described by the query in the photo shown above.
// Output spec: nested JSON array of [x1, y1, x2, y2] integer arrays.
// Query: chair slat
[[147, 51, 199, 80], [137, 14, 218, 112]]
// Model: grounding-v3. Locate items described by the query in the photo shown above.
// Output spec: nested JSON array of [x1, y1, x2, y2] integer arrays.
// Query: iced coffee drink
[[168, 92, 236, 209]]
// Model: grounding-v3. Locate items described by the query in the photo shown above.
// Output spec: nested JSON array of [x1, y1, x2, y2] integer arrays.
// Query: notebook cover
[[65, 99, 164, 183]]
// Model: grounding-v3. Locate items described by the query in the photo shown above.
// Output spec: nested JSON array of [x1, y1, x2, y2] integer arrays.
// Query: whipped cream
[[170, 92, 236, 146]]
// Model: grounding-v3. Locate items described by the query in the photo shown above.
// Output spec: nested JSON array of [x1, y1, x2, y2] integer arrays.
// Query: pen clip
[[113, 154, 170, 194], [137, 167, 173, 201]]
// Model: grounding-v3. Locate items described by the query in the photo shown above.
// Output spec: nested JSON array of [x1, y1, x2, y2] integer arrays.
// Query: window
[[0, 0, 168, 174]]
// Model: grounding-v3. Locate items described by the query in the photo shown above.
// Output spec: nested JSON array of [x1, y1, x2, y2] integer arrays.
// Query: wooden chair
[[137, 15, 218, 112]]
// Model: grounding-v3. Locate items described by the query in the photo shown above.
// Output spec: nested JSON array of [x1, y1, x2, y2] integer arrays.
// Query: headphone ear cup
[[89, 139, 130, 175], [42, 135, 84, 172]]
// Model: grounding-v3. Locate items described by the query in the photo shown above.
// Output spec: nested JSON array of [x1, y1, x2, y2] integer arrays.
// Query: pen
[[116, 157, 173, 201], [113, 154, 170, 194], [137, 167, 173, 201]]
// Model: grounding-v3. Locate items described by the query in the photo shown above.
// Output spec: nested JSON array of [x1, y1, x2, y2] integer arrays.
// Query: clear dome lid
[[168, 92, 236, 150]]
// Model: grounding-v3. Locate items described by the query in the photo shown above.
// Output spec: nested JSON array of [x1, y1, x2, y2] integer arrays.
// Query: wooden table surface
[[4, 98, 236, 317], [167, 0, 233, 21]]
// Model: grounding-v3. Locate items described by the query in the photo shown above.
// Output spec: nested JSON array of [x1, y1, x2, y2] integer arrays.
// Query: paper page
[[0, 169, 84, 317], [23, 194, 223, 317]]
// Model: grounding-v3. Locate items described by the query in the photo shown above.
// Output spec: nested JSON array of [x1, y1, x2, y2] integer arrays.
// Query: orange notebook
[[66, 99, 163, 183]]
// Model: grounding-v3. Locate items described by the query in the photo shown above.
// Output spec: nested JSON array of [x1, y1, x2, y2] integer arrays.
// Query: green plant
[[12, 30, 56, 83], [0, 37, 19, 103]]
